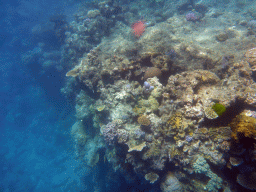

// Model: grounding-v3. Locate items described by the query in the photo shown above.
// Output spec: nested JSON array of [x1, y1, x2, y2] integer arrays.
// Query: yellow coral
[[230, 115, 256, 142], [162, 112, 186, 138], [96, 105, 105, 112], [167, 112, 182, 129]]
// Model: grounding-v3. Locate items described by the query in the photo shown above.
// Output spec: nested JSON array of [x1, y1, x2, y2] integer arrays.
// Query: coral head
[[132, 20, 146, 37]]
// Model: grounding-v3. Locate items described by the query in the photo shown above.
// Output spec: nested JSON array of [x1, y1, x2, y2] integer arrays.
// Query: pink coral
[[132, 20, 146, 37], [186, 12, 198, 22], [103, 122, 117, 146]]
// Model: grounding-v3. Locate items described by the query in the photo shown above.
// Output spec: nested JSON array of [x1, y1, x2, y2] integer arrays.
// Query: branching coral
[[193, 156, 223, 191]]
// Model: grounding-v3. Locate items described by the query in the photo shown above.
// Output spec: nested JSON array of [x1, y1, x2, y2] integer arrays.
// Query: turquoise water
[[1, 0, 256, 191]]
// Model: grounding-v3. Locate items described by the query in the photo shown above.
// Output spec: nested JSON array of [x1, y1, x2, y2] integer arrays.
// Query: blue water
[[0, 1, 85, 191], [1, 0, 256, 191]]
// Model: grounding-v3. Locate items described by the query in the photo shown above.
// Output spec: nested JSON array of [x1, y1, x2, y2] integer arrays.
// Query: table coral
[[237, 172, 256, 190]]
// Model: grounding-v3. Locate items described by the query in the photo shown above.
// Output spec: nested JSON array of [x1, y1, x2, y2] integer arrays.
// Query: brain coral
[[137, 115, 151, 126], [144, 67, 162, 80]]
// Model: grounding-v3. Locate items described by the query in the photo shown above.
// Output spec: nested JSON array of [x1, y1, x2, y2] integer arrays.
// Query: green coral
[[193, 156, 223, 192], [193, 156, 210, 174], [212, 103, 226, 116], [134, 96, 159, 115], [205, 173, 222, 192]]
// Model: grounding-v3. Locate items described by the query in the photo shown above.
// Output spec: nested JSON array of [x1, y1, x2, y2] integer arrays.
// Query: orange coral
[[230, 114, 256, 142]]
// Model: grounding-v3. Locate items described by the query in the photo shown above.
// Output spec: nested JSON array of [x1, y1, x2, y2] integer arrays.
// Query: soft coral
[[132, 20, 146, 38]]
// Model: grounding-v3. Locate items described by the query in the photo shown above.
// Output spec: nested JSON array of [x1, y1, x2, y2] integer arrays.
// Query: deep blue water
[[2, 0, 255, 191], [0, 0, 82, 191]]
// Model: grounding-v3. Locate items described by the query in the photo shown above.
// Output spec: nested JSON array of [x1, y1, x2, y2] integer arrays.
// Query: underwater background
[[1, 0, 256, 191]]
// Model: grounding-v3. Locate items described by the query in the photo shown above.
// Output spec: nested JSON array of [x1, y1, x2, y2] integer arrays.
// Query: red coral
[[132, 20, 146, 38]]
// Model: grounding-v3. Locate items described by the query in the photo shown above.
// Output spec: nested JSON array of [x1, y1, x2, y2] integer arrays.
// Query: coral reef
[[61, 0, 256, 191]]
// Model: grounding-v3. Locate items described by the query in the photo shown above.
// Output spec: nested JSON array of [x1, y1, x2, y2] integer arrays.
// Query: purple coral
[[186, 12, 198, 22], [143, 81, 154, 92], [103, 122, 118, 146], [185, 135, 193, 142]]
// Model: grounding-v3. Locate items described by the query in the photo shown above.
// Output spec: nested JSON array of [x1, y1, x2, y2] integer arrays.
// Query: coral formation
[[160, 172, 183, 192], [245, 47, 256, 71], [230, 114, 256, 143], [137, 115, 151, 126], [61, 0, 256, 190], [193, 156, 223, 191], [132, 20, 146, 37], [237, 172, 256, 190], [145, 172, 159, 184], [144, 67, 162, 80], [185, 12, 199, 22]]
